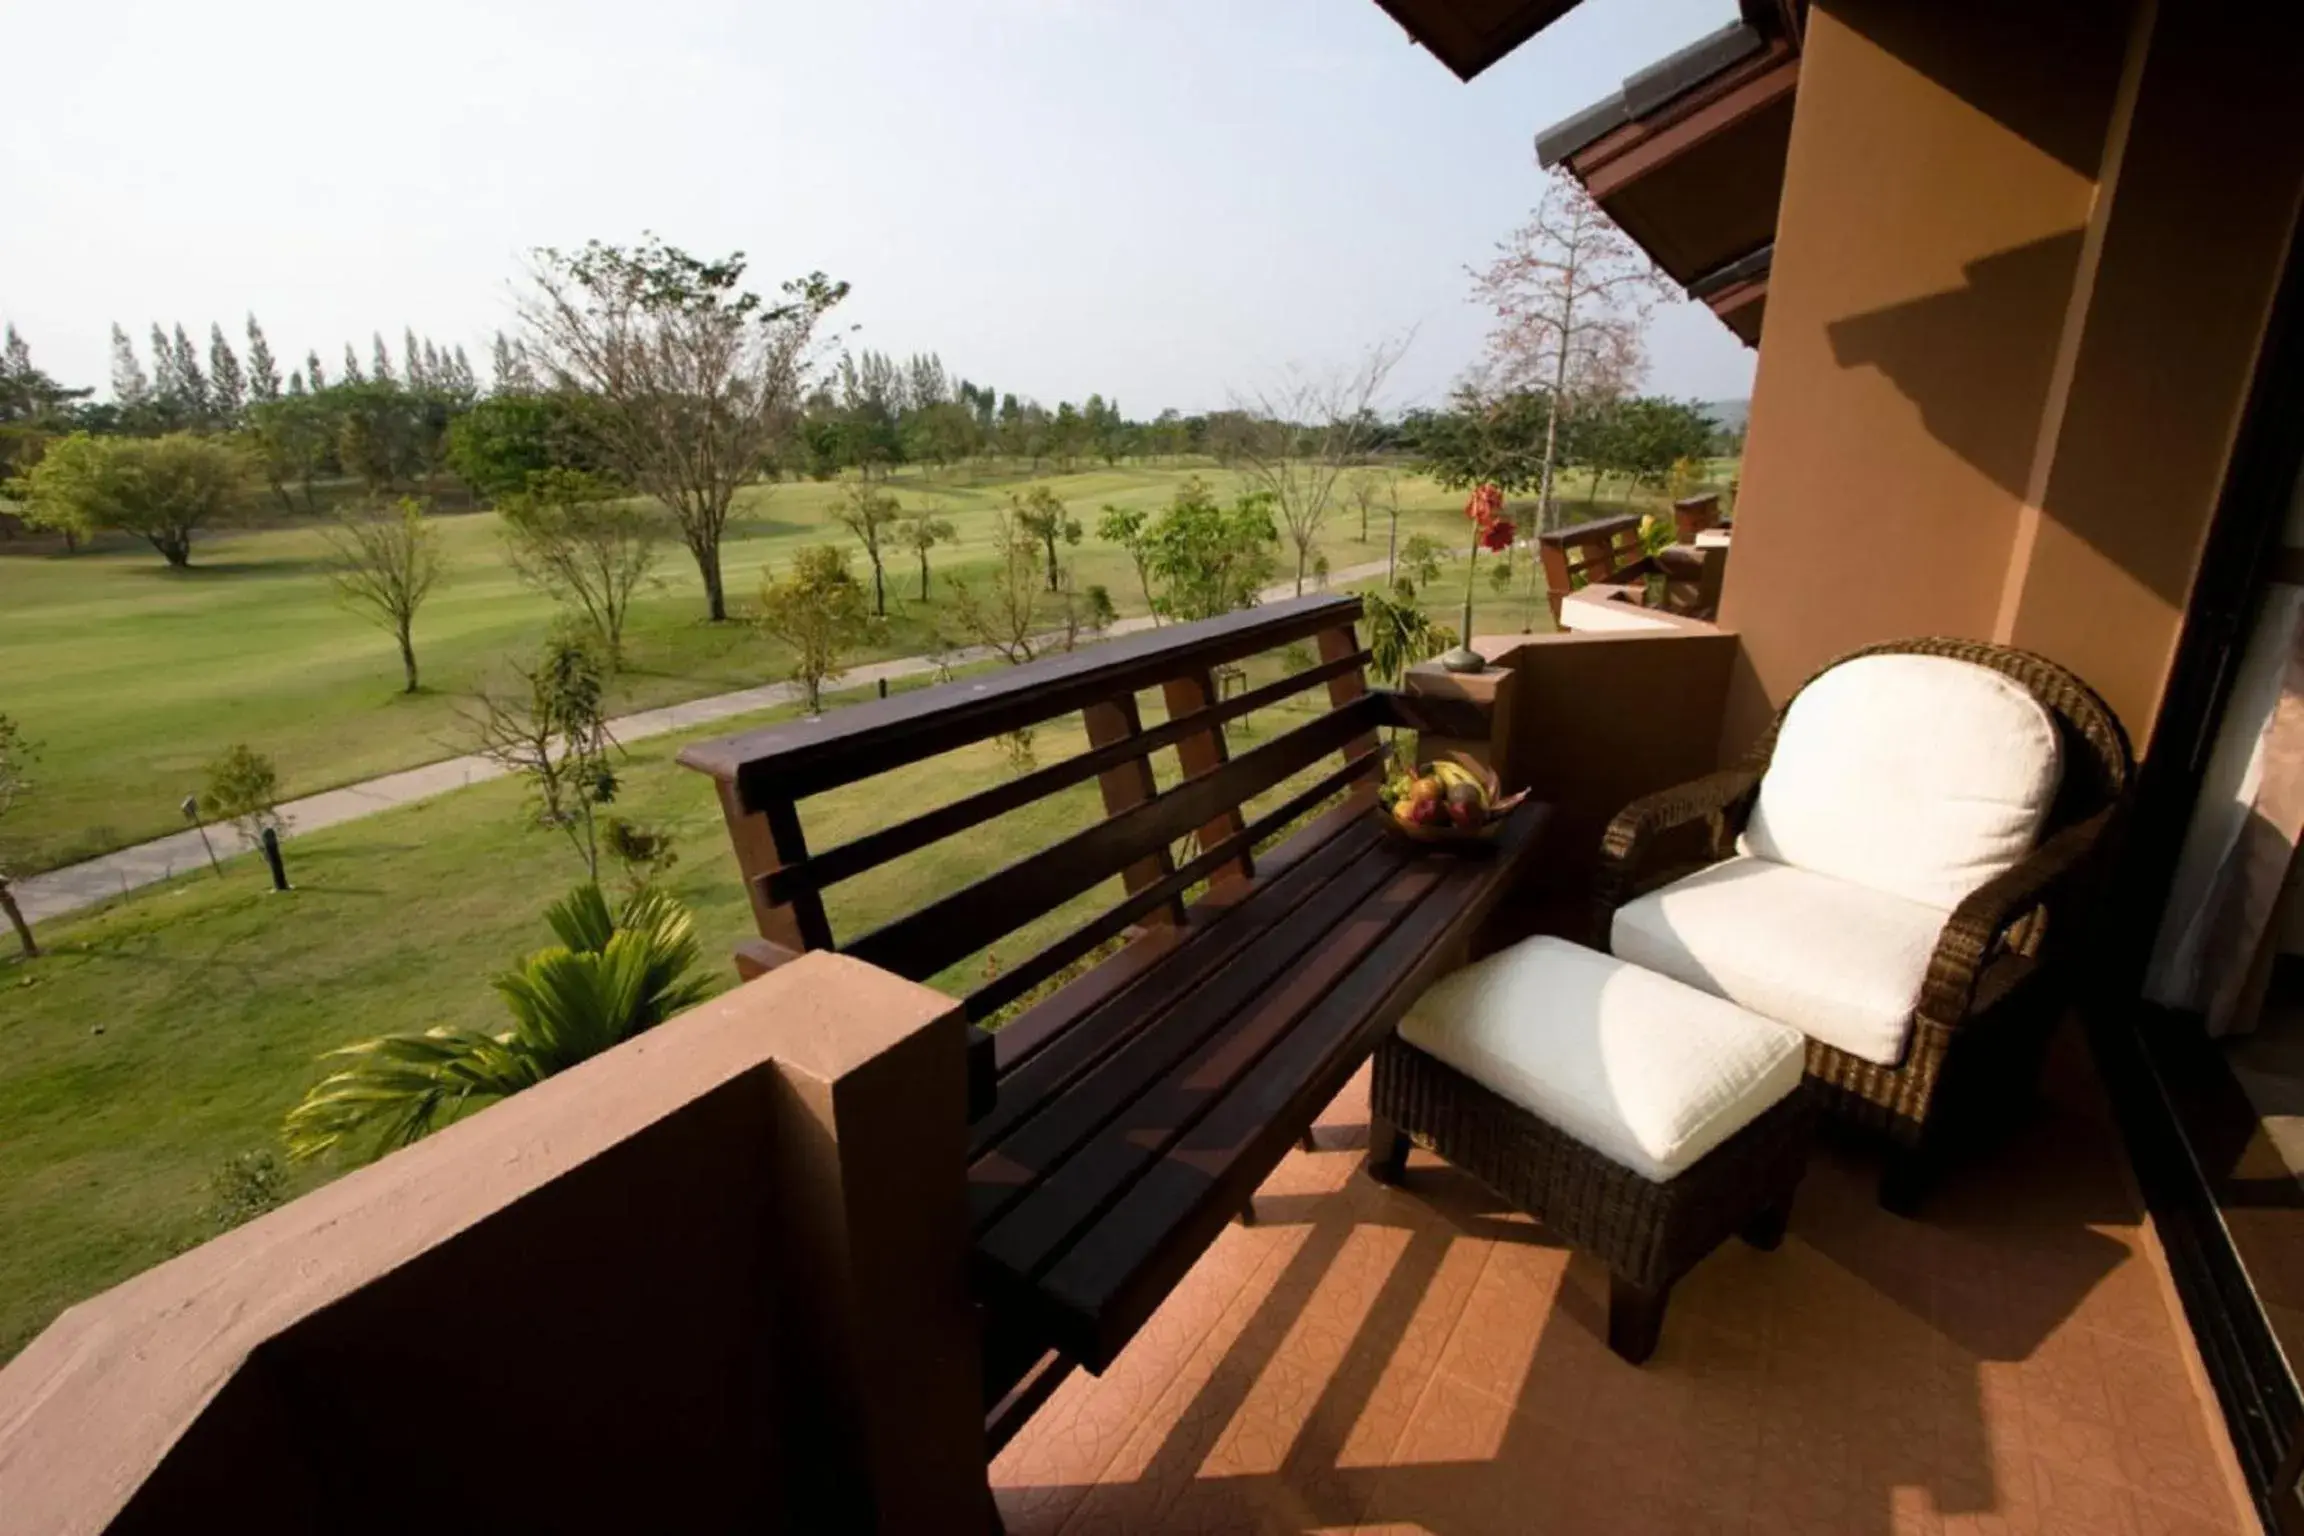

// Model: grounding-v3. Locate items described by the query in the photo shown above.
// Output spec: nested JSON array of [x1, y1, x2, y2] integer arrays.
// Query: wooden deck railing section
[[1536, 513, 1657, 622], [678, 593, 1388, 1016], [681, 594, 1545, 1450]]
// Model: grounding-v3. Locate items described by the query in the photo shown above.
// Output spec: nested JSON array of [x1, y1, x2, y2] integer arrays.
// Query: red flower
[[1465, 483, 1504, 528], [1480, 516, 1516, 553]]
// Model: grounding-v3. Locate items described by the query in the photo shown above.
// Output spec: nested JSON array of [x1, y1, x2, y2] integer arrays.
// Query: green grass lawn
[[0, 453, 1729, 1358], [0, 640, 1373, 1360], [0, 460, 1572, 874]]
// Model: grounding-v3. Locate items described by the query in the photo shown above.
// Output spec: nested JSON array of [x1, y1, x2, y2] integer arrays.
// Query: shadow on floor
[[993, 1031, 2244, 1534]]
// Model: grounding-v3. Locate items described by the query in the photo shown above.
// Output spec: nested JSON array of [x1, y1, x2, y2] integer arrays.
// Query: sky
[[1, 0, 1754, 417]]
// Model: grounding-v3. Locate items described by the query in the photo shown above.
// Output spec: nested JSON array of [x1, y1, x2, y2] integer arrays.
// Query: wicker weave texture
[[1592, 638, 2134, 1159], [1373, 1037, 1816, 1293]]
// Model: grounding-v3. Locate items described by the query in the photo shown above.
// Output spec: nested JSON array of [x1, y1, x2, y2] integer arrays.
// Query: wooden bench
[[678, 594, 1545, 1448]]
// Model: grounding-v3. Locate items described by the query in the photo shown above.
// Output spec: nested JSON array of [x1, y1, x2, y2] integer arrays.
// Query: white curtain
[[2148, 583, 2304, 1033]]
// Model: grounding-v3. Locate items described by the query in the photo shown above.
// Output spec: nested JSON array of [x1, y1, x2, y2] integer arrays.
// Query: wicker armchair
[[1593, 638, 2132, 1212]]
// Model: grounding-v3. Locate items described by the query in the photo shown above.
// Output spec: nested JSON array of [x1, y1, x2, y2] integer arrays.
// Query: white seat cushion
[[1612, 855, 1949, 1066], [1398, 936, 1806, 1184], [1739, 653, 2062, 911]]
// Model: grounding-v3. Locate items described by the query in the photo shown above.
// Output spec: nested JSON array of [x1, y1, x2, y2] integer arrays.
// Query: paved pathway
[[16, 563, 1394, 925]]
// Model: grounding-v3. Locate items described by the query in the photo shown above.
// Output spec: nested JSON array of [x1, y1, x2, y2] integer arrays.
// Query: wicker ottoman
[[1369, 936, 1816, 1364]]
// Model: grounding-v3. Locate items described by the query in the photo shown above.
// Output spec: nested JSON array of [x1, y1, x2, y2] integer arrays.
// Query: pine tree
[[371, 332, 394, 386], [3, 324, 29, 378], [208, 323, 246, 424], [403, 326, 426, 389], [307, 350, 327, 391], [170, 323, 209, 421], [245, 316, 282, 403], [489, 330, 537, 394], [150, 323, 180, 404], [420, 337, 443, 388], [288, 369, 307, 396], [342, 343, 364, 385], [112, 324, 151, 407], [451, 344, 476, 395]]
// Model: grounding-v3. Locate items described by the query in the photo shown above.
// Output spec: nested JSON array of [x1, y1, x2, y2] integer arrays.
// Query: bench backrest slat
[[963, 745, 1385, 1021], [842, 691, 1386, 986], [759, 647, 1369, 905]]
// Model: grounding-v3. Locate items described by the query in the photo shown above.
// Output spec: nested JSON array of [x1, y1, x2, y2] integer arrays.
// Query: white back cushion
[[1738, 653, 2063, 911]]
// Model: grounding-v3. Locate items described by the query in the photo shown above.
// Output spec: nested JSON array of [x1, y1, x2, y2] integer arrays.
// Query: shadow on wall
[[1824, 229, 2088, 503], [1830, 0, 2126, 180]]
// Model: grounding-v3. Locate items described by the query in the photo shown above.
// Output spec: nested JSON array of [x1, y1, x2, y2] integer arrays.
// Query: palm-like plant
[[283, 885, 711, 1163]]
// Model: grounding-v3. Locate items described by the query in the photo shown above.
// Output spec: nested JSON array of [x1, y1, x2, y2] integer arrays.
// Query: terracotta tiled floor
[[992, 1037, 2254, 1535]]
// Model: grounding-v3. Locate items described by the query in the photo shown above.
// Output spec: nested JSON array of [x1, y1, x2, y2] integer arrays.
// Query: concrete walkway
[[16, 563, 1394, 925]]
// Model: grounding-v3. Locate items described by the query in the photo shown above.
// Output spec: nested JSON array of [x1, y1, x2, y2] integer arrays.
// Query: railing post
[[1317, 625, 1383, 807], [712, 778, 828, 979], [1159, 669, 1253, 887], [1081, 693, 1184, 924]]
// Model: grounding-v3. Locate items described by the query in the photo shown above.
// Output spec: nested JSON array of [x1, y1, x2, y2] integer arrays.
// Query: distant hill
[[1698, 397, 1750, 436]]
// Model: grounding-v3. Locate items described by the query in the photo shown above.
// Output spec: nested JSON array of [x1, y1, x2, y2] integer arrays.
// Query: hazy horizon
[[3, 0, 1755, 417]]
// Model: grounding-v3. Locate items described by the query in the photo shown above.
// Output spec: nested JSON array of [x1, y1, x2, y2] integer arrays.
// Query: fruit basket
[[1376, 752, 1527, 849]]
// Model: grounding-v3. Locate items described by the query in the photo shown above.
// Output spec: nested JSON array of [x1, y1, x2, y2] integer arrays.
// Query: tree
[[1395, 533, 1447, 599], [1228, 336, 1408, 594], [1470, 167, 1669, 530], [0, 716, 38, 958], [469, 636, 621, 877], [831, 479, 902, 616], [1096, 503, 1158, 619], [16, 431, 245, 566], [244, 394, 333, 512], [1009, 484, 1080, 592], [1140, 477, 1280, 623], [324, 499, 446, 692], [898, 504, 956, 600], [244, 316, 283, 403], [207, 324, 246, 426], [282, 884, 710, 1162], [0, 327, 91, 489], [948, 514, 1061, 664], [445, 390, 597, 501], [499, 470, 662, 665], [755, 544, 877, 714], [199, 744, 283, 846], [1363, 589, 1446, 686], [109, 324, 150, 411], [519, 237, 849, 621]]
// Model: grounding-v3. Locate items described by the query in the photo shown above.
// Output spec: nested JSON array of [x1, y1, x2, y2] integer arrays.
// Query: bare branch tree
[[499, 470, 665, 668], [517, 237, 848, 621], [1469, 167, 1670, 530], [946, 513, 1053, 665], [1228, 335, 1409, 595], [465, 638, 620, 880], [325, 499, 446, 692]]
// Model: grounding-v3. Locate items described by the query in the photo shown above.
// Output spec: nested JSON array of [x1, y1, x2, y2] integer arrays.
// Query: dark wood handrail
[[679, 592, 1364, 808], [1533, 512, 1644, 548], [760, 648, 1371, 905]]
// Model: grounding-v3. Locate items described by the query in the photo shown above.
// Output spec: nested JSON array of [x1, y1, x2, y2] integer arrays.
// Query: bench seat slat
[[970, 800, 1547, 1371], [967, 818, 1380, 1158], [974, 860, 1437, 1273], [967, 830, 1407, 1235]]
